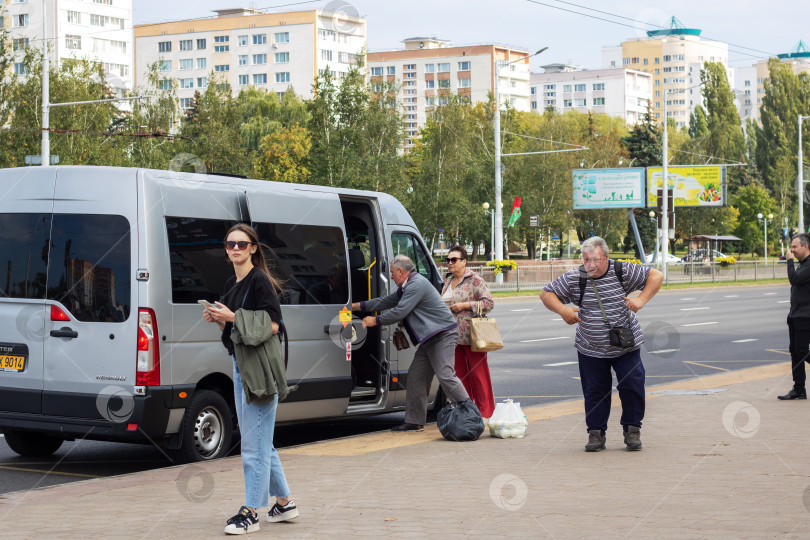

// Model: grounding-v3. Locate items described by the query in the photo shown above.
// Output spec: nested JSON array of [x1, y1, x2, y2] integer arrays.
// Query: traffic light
[[790, 228, 796, 239]]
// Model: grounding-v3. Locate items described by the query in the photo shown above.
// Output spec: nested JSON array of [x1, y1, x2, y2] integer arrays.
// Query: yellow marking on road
[[683, 361, 729, 371], [0, 465, 100, 478], [281, 363, 791, 457], [766, 349, 790, 356]]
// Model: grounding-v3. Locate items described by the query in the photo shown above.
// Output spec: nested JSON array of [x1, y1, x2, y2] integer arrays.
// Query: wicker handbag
[[470, 301, 503, 352]]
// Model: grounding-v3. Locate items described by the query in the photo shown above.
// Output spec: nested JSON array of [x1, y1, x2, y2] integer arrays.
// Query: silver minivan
[[0, 166, 445, 462]]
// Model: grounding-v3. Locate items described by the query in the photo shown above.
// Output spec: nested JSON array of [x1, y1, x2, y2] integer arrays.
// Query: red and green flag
[[507, 196, 522, 227]]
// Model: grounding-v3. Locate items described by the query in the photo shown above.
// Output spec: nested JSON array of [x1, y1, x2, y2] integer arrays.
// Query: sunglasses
[[225, 241, 254, 250], [445, 257, 464, 263]]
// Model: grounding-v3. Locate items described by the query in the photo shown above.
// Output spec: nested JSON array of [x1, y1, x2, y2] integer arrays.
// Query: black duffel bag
[[437, 398, 485, 441]]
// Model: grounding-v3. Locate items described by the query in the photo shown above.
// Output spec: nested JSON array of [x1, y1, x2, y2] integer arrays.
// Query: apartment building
[[735, 41, 810, 123], [134, 8, 366, 107], [2, 0, 133, 94], [602, 17, 731, 128], [367, 37, 531, 149], [530, 64, 652, 125]]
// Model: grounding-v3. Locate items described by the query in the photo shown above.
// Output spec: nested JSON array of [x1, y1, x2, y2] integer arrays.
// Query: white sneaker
[[266, 500, 300, 522], [224, 506, 260, 535]]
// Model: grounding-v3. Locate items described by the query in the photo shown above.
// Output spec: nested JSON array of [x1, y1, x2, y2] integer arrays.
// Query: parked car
[[644, 253, 683, 264], [689, 249, 727, 260]]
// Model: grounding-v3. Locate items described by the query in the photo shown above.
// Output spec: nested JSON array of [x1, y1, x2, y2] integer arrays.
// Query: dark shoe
[[777, 388, 807, 400], [585, 429, 606, 452], [225, 506, 260, 535], [267, 500, 299, 523], [624, 426, 642, 451], [391, 423, 424, 432]]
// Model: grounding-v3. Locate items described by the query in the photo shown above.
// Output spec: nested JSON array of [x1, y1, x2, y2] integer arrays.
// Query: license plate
[[0, 355, 26, 372]]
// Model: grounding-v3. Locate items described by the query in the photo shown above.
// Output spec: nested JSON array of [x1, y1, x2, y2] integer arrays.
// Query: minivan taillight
[[136, 308, 160, 386]]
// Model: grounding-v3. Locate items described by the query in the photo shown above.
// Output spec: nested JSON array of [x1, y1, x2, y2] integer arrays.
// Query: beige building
[[602, 18, 731, 128], [735, 41, 810, 123], [134, 8, 366, 107], [368, 37, 531, 149]]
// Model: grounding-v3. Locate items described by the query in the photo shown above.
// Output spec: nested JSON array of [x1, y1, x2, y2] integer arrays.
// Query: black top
[[220, 267, 282, 356], [788, 258, 810, 319]]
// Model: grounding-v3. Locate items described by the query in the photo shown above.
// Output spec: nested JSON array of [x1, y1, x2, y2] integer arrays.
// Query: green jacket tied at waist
[[231, 309, 297, 404]]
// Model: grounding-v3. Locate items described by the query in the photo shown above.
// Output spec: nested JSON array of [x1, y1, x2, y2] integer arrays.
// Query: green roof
[[647, 16, 701, 37], [777, 40, 810, 59]]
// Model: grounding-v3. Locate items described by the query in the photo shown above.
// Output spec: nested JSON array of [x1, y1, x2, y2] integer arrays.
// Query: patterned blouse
[[441, 269, 495, 346]]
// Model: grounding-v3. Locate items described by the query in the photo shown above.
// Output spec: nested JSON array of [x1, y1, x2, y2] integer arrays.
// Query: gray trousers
[[405, 329, 470, 425]]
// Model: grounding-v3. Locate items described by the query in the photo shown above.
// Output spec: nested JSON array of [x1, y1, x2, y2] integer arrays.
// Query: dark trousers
[[787, 318, 810, 388], [577, 348, 645, 433]]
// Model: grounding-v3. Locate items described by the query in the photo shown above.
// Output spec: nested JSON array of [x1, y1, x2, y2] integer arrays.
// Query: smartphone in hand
[[197, 299, 221, 309]]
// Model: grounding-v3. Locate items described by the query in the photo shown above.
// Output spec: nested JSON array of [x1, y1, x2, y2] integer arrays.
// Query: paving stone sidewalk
[[1, 363, 808, 539]]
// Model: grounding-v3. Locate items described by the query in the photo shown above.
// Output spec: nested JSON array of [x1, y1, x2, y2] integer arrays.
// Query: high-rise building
[[735, 41, 810, 123], [531, 64, 652, 125], [2, 0, 133, 95], [133, 8, 366, 108], [602, 17, 731, 128], [368, 37, 531, 149]]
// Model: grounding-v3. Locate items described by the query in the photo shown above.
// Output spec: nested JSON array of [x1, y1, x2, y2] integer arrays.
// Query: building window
[[275, 52, 289, 64], [574, 98, 586, 107], [404, 72, 415, 79], [574, 84, 586, 92], [180, 78, 193, 89], [238, 74, 249, 86], [214, 35, 229, 53], [67, 10, 81, 24], [158, 79, 171, 91], [643, 58, 648, 65], [337, 52, 356, 64], [235, 35, 246, 47], [458, 78, 471, 88], [13, 37, 29, 51], [252, 54, 267, 65], [425, 80, 435, 89], [387, 66, 395, 75], [179, 59, 193, 70], [744, 80, 751, 87], [563, 99, 572, 108], [13, 62, 28, 75], [252, 34, 267, 45], [593, 83, 604, 91], [197, 77, 208, 88], [593, 97, 605, 106], [179, 98, 191, 109], [276, 72, 290, 83], [321, 49, 332, 61], [253, 73, 267, 85], [437, 63, 450, 72], [197, 58, 207, 69], [13, 14, 29, 27], [404, 64, 416, 70], [544, 84, 555, 90], [214, 64, 229, 72], [65, 35, 81, 50], [274, 32, 289, 44], [177, 40, 192, 51], [158, 41, 172, 53], [458, 61, 471, 70], [159, 60, 171, 71], [438, 79, 451, 88], [425, 63, 434, 73], [370, 67, 383, 76], [563, 84, 571, 92], [197, 38, 206, 50], [238, 55, 248, 66]]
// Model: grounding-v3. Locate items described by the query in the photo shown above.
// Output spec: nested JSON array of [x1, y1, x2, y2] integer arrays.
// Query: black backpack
[[577, 259, 625, 306]]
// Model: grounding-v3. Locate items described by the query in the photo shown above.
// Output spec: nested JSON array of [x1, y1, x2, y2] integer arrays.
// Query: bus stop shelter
[[686, 235, 742, 261]]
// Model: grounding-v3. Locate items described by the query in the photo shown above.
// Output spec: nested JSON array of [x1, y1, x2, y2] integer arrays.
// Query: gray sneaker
[[624, 426, 642, 451], [585, 429, 606, 452]]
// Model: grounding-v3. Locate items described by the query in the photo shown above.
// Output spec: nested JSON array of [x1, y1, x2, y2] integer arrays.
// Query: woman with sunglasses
[[441, 245, 496, 420], [202, 224, 299, 535]]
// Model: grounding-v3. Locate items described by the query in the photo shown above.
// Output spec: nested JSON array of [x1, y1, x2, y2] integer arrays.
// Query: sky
[[132, 0, 810, 72]]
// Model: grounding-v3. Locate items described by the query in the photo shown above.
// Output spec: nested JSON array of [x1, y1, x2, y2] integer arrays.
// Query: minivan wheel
[[170, 389, 233, 464], [4, 430, 64, 457]]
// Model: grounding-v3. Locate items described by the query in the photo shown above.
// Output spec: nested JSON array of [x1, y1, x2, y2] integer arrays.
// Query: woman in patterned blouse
[[441, 245, 496, 418]]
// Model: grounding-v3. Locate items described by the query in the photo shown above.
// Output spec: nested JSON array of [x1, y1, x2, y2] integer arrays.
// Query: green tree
[[730, 183, 779, 254], [253, 125, 311, 183]]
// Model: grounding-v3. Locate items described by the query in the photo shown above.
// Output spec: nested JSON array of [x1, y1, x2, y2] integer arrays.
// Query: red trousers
[[454, 345, 495, 417]]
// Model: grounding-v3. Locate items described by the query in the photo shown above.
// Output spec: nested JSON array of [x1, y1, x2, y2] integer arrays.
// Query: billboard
[[572, 168, 646, 209], [647, 165, 726, 207]]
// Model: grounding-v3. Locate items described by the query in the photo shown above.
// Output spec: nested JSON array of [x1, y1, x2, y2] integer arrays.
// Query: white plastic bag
[[488, 399, 528, 439]]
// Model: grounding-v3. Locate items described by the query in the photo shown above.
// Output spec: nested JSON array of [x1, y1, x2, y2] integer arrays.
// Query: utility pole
[[799, 115, 810, 233], [41, 0, 49, 167]]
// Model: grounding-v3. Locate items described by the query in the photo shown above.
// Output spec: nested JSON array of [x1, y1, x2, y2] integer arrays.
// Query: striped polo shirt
[[543, 260, 651, 358]]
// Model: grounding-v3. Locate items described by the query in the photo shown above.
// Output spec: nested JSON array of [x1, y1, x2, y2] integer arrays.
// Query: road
[[0, 284, 791, 494]]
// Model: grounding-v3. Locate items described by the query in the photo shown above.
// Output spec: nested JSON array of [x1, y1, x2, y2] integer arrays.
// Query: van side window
[[253, 222, 348, 306], [165, 217, 235, 304], [46, 214, 131, 323], [391, 232, 434, 282], [0, 213, 52, 299]]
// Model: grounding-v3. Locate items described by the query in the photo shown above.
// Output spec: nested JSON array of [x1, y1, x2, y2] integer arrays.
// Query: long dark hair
[[225, 223, 283, 293]]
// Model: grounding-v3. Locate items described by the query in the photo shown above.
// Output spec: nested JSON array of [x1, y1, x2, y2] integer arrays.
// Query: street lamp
[[494, 46, 548, 268], [799, 114, 810, 233], [482, 202, 501, 260], [757, 213, 774, 264]]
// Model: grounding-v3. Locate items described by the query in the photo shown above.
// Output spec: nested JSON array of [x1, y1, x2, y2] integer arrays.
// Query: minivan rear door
[[0, 168, 57, 415], [246, 187, 353, 419], [42, 168, 138, 418]]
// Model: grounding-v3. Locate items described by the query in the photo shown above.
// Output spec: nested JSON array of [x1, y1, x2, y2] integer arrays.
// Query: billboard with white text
[[572, 168, 646, 209]]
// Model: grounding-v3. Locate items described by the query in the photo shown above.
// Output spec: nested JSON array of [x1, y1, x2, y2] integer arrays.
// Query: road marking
[[648, 349, 680, 354], [543, 361, 578, 367], [777, 300, 789, 304], [766, 348, 791, 356], [0, 465, 100, 478], [521, 336, 571, 343], [764, 292, 777, 296], [680, 297, 697, 300], [680, 307, 710, 311], [684, 360, 729, 371], [681, 321, 719, 327], [510, 308, 533, 312], [732, 339, 758, 343], [550, 318, 563, 321], [724, 295, 739, 298]]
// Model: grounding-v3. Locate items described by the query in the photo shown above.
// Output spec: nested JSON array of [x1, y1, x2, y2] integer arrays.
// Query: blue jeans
[[233, 358, 291, 508], [577, 348, 645, 433]]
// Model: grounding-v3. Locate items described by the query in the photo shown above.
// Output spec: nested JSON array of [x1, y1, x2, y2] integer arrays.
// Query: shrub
[[486, 259, 518, 276]]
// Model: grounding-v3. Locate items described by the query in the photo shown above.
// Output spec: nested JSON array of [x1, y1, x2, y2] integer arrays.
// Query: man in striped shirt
[[540, 237, 663, 452]]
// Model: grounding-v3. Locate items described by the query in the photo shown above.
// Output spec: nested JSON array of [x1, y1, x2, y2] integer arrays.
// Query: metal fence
[[463, 261, 788, 292]]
